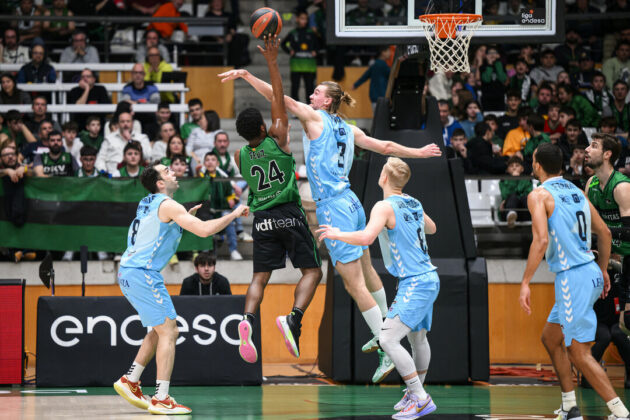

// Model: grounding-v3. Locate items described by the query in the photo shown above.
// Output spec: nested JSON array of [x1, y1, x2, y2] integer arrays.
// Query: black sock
[[290, 307, 304, 324], [244, 312, 255, 325]]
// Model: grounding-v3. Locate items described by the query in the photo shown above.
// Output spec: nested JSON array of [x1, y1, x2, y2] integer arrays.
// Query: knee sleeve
[[408, 329, 431, 374], [380, 317, 415, 377]]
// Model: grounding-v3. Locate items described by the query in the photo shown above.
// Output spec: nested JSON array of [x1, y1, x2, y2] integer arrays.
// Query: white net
[[420, 14, 482, 73]]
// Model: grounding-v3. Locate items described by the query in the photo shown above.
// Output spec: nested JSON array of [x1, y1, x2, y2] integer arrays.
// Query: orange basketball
[[250, 7, 282, 40]]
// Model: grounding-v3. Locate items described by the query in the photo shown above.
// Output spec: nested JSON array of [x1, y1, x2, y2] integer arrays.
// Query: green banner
[[0, 178, 214, 252]]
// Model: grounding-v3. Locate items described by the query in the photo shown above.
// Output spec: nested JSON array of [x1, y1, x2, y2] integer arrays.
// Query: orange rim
[[419, 13, 482, 39]]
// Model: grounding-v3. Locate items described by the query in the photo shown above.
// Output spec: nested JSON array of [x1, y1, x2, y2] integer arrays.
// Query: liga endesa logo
[[520, 8, 546, 25], [49, 313, 243, 347]]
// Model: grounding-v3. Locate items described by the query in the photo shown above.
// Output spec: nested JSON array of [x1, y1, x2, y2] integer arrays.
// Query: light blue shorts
[[316, 189, 368, 265], [118, 266, 177, 327], [547, 261, 604, 347], [387, 270, 440, 332]]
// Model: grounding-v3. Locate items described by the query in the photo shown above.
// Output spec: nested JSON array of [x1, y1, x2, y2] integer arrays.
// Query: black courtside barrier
[[36, 296, 262, 387]]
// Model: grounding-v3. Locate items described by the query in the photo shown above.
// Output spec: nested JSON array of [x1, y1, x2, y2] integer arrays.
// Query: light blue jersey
[[120, 193, 183, 271], [541, 177, 595, 273], [378, 194, 437, 278], [303, 110, 355, 201]]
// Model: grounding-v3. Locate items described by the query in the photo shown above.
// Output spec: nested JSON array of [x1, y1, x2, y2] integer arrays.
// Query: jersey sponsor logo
[[559, 195, 571, 204], [571, 194, 582, 203], [396, 200, 420, 209], [248, 149, 266, 160], [348, 196, 362, 213], [255, 216, 304, 232], [43, 164, 72, 176]]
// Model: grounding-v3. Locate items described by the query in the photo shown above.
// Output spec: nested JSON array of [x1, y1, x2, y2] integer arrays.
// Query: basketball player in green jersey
[[585, 133, 630, 332], [234, 36, 323, 363]]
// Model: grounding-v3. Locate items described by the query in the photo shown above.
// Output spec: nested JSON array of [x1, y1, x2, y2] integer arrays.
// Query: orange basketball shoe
[[148, 395, 192, 415], [113, 376, 150, 409]]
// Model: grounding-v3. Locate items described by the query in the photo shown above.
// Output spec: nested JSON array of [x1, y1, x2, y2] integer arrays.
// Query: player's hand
[[218, 69, 250, 83], [417, 143, 442, 158], [601, 270, 611, 299], [233, 204, 249, 217], [519, 283, 531, 315], [257, 35, 280, 61], [316, 224, 340, 243], [188, 204, 202, 217]]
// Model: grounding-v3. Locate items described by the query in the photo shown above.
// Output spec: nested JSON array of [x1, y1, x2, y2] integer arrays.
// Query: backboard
[[327, 0, 564, 45]]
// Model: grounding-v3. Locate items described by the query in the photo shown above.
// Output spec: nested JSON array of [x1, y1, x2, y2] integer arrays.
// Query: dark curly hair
[[236, 107, 265, 141]]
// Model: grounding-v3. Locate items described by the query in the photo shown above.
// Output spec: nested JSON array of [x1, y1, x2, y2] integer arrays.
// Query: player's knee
[[379, 330, 398, 354]]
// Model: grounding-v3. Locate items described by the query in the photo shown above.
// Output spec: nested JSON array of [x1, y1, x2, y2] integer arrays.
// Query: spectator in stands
[[543, 102, 564, 142], [145, 102, 174, 142], [67, 68, 111, 129], [136, 29, 171, 64], [121, 63, 160, 104], [572, 51, 597, 90], [151, 121, 175, 162], [205, 0, 250, 68], [459, 100, 483, 139], [161, 135, 194, 176], [76, 145, 99, 177], [112, 141, 144, 178], [352, 46, 390, 109], [479, 46, 507, 111], [199, 152, 241, 260], [5, 110, 36, 151], [43, 0, 76, 43], [611, 80, 630, 133], [603, 41, 630, 90], [0, 143, 29, 184], [187, 110, 220, 160], [23, 96, 61, 134], [147, 0, 188, 41], [180, 98, 203, 140], [567, 145, 588, 186], [79, 115, 103, 151], [34, 120, 54, 144], [60, 30, 99, 64], [557, 83, 600, 127], [1, 28, 29, 64], [0, 73, 31, 105], [557, 71, 571, 87], [143, 47, 175, 103], [0, 142, 31, 235], [96, 111, 151, 173], [529, 49, 564, 86], [554, 28, 587, 76], [558, 118, 589, 170], [428, 71, 454, 101], [522, 113, 551, 172], [437, 100, 462, 146], [12, 0, 43, 44], [583, 72, 614, 118], [446, 128, 473, 173], [599, 117, 627, 151], [169, 154, 190, 178], [180, 252, 231, 296], [567, 0, 602, 58], [530, 82, 553, 117], [497, 90, 522, 140], [33, 130, 79, 177], [281, 10, 319, 103], [466, 121, 506, 174], [128, 0, 163, 16], [483, 114, 504, 149], [502, 108, 531, 157], [345, 0, 383, 25], [17, 44, 56, 86], [499, 155, 532, 228], [558, 106, 577, 133], [105, 101, 142, 137], [508, 59, 534, 102], [61, 121, 81, 162]]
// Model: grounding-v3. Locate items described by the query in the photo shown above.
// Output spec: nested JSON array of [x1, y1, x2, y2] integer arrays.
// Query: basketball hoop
[[419, 13, 482, 73]]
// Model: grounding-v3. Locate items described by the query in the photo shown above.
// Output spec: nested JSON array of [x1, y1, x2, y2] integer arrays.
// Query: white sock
[[562, 390, 577, 411], [607, 397, 630, 417], [371, 288, 388, 318], [361, 305, 384, 338], [125, 362, 144, 383], [404, 375, 428, 400], [155, 380, 170, 400]]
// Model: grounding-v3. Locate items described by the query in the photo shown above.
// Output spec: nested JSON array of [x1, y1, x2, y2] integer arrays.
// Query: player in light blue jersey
[[113, 163, 249, 415], [318, 158, 439, 419], [220, 69, 441, 383], [519, 143, 630, 420]]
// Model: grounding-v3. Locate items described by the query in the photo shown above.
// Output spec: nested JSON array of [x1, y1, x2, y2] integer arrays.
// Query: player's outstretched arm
[[259, 35, 289, 153], [519, 189, 550, 315], [350, 125, 442, 159], [588, 198, 612, 297], [161, 199, 249, 238], [316, 201, 394, 246]]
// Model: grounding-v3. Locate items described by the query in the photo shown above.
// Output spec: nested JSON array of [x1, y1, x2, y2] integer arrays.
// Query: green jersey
[[587, 170, 630, 255], [239, 136, 300, 212]]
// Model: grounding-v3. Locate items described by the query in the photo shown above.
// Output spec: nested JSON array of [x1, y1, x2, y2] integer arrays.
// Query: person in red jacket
[[148, 0, 188, 40]]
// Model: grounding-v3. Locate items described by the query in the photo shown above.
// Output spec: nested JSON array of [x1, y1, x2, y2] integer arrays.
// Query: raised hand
[[218, 69, 250, 83], [188, 204, 202, 216], [257, 35, 280, 62], [418, 143, 442, 158]]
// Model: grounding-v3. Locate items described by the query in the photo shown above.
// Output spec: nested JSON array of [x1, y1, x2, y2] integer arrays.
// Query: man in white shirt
[[1, 28, 29, 64], [61, 121, 83, 163], [96, 112, 151, 174]]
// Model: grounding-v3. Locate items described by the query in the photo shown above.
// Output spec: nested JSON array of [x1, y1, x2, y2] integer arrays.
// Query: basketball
[[249, 7, 282, 40]]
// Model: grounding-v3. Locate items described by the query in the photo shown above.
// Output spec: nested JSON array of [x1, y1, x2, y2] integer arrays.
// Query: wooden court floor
[[3, 383, 630, 419]]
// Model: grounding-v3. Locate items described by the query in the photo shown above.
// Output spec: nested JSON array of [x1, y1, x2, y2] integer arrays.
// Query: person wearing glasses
[[121, 63, 160, 105], [60, 30, 100, 64]]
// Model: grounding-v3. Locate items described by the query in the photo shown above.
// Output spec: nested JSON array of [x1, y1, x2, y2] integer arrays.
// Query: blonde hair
[[321, 81, 356, 114], [383, 157, 410, 189]]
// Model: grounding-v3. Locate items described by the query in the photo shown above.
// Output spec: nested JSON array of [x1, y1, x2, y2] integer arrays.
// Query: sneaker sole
[[362, 343, 379, 353], [113, 381, 149, 410], [392, 399, 436, 419], [148, 405, 192, 415], [373, 363, 395, 384], [276, 316, 300, 358], [238, 321, 258, 363]]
